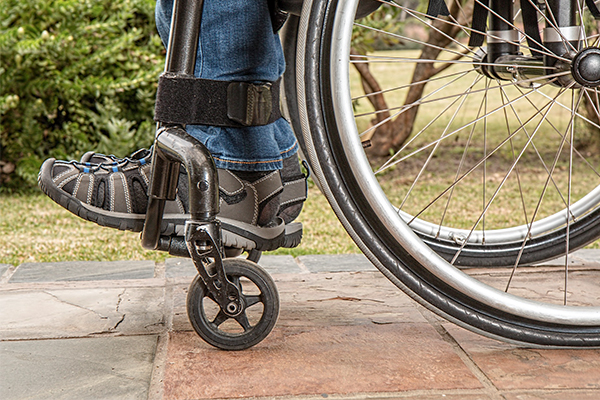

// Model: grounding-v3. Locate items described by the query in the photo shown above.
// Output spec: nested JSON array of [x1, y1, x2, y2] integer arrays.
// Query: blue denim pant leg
[[155, 0, 298, 171]]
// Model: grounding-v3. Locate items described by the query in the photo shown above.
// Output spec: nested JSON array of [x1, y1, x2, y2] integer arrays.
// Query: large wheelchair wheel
[[297, 0, 600, 346]]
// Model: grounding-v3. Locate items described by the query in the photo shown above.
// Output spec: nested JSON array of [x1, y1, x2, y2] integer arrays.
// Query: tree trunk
[[356, 0, 473, 157]]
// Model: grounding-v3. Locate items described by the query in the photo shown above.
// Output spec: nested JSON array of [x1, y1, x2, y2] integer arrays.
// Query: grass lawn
[[5, 49, 600, 265], [0, 184, 359, 266], [350, 49, 600, 235]]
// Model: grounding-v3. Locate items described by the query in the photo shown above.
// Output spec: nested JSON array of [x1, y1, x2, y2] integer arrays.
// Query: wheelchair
[[146, 0, 600, 349]]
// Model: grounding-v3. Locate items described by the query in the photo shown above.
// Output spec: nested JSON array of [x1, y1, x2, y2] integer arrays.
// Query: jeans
[[155, 0, 298, 171]]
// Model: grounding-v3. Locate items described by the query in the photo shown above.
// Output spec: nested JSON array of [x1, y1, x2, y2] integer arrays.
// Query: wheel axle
[[571, 47, 600, 87], [476, 47, 600, 89]]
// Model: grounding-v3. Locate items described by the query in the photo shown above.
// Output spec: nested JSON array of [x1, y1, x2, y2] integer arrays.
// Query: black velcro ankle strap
[[227, 81, 275, 126], [154, 74, 282, 127]]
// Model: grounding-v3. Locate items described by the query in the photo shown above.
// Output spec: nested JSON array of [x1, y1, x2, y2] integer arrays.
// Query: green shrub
[[0, 0, 164, 189]]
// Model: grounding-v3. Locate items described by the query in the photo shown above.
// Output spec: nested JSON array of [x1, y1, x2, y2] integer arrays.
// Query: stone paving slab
[[165, 270, 473, 399], [10, 260, 155, 282], [275, 270, 427, 327], [2, 254, 600, 400], [444, 323, 600, 391], [0, 264, 10, 279], [165, 255, 303, 278], [206, 393, 496, 400], [537, 249, 600, 268], [0, 287, 166, 340], [171, 270, 426, 332], [165, 258, 196, 278], [465, 266, 600, 306], [502, 390, 600, 399], [0, 335, 157, 400], [355, 394, 495, 400], [163, 325, 482, 400], [297, 254, 376, 272], [258, 254, 305, 274]]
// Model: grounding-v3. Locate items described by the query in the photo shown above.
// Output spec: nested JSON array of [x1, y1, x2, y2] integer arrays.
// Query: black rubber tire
[[186, 258, 279, 350], [282, 15, 309, 161], [300, 0, 600, 346]]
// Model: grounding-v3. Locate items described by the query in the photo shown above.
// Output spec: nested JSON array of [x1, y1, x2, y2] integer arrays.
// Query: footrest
[[156, 222, 303, 257]]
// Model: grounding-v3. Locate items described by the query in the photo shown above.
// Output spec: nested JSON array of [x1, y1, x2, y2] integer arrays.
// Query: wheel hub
[[572, 47, 600, 87]]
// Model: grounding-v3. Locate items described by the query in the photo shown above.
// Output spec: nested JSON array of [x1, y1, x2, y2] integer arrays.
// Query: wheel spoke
[[499, 84, 577, 219], [436, 77, 488, 236], [514, 86, 600, 179], [365, 69, 475, 143], [354, 23, 479, 61], [350, 53, 557, 70], [357, 69, 474, 118], [582, 88, 600, 128], [374, 73, 571, 175], [504, 87, 584, 291], [482, 79, 489, 239], [564, 89, 581, 305], [450, 86, 568, 264], [381, 7, 476, 57], [359, 71, 568, 128], [398, 84, 566, 223], [212, 310, 229, 328], [352, 68, 470, 103], [244, 295, 262, 308], [390, 1, 572, 62], [235, 312, 252, 332], [399, 75, 483, 210], [498, 83, 530, 228]]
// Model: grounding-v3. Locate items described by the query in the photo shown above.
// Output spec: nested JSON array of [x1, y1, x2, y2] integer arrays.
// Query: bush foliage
[[0, 0, 164, 189]]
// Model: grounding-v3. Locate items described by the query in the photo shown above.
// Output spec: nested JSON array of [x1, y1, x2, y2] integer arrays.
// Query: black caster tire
[[186, 258, 279, 350]]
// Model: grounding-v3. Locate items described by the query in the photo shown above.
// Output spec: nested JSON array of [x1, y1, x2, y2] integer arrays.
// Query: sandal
[[80, 147, 308, 224], [39, 152, 302, 252]]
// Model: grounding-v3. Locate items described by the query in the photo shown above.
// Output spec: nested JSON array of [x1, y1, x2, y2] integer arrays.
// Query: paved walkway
[[1, 252, 599, 400]]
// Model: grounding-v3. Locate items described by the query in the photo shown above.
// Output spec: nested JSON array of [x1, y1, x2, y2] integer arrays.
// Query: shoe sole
[[39, 159, 302, 252]]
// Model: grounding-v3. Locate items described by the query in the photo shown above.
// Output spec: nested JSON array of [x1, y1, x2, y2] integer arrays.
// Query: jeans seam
[[211, 139, 298, 166]]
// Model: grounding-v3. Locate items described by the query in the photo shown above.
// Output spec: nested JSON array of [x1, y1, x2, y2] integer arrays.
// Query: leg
[[38, 0, 307, 252]]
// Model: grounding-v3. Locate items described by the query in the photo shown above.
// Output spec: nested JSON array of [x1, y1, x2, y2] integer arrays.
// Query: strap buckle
[[227, 82, 273, 126]]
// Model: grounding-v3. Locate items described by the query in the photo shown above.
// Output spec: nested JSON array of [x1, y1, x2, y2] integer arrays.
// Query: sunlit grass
[[0, 184, 359, 266], [0, 192, 167, 265]]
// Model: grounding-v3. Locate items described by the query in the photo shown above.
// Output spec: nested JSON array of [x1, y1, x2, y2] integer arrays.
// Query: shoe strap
[[218, 169, 283, 204], [280, 175, 307, 207], [250, 171, 283, 204]]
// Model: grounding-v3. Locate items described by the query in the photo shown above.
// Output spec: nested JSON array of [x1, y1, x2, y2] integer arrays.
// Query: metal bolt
[[227, 302, 238, 314], [198, 180, 209, 191]]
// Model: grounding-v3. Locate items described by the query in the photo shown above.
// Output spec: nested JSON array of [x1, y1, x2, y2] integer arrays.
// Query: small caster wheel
[[186, 258, 279, 350]]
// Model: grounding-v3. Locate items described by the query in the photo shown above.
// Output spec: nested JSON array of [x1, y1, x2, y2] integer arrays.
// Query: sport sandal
[[80, 147, 308, 224], [38, 154, 302, 252]]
